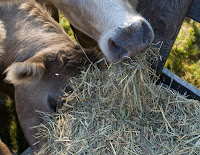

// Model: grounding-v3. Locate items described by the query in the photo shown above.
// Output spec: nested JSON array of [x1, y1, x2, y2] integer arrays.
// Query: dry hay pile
[[35, 44, 200, 155]]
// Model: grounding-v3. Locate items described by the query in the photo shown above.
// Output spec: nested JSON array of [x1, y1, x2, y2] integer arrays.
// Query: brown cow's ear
[[4, 59, 46, 85]]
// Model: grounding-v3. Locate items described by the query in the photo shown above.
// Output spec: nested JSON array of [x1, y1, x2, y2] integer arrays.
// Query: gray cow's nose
[[108, 20, 154, 62], [141, 21, 154, 45], [117, 21, 154, 48]]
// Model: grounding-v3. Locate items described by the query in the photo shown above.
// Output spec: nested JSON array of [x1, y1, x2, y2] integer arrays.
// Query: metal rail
[[160, 68, 200, 101]]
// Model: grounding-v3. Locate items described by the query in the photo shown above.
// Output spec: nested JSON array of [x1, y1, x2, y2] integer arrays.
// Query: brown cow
[[0, 0, 155, 152], [0, 139, 15, 155], [0, 0, 100, 152]]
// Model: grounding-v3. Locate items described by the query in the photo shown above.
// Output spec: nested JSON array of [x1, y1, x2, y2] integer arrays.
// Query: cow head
[[4, 48, 100, 151], [50, 0, 154, 63]]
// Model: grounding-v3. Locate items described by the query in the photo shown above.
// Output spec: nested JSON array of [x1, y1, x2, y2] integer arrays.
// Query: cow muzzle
[[107, 19, 154, 62]]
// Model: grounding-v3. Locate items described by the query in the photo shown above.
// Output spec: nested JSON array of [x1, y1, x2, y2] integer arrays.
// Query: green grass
[[165, 19, 200, 89], [59, 13, 75, 40]]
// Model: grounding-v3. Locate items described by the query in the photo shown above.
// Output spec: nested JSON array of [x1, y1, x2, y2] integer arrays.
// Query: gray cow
[[72, 0, 193, 74]]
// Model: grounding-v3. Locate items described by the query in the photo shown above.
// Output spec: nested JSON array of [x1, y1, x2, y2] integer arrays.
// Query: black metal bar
[[160, 68, 200, 101]]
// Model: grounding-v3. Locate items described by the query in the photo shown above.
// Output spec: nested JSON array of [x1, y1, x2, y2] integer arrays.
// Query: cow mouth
[[108, 39, 129, 62]]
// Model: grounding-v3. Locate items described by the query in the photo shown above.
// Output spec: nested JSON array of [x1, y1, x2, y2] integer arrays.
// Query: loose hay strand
[[35, 43, 200, 155]]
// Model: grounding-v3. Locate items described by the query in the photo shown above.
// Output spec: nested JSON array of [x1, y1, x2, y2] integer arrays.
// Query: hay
[[34, 44, 200, 155]]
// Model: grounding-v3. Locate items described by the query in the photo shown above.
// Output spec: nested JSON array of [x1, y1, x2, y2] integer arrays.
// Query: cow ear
[[4, 56, 46, 85]]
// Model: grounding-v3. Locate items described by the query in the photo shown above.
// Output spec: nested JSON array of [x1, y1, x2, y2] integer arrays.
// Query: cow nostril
[[109, 39, 119, 50], [108, 39, 128, 57], [141, 21, 153, 45], [141, 21, 147, 27]]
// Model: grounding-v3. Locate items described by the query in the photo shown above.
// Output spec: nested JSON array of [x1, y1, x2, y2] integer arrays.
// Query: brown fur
[[0, 0, 79, 71], [0, 0, 26, 6], [0, 0, 100, 152], [0, 139, 15, 155]]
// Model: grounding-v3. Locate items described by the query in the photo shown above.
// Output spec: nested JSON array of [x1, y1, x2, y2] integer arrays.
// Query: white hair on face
[[4, 61, 46, 85], [0, 21, 6, 67], [0, 21, 6, 43]]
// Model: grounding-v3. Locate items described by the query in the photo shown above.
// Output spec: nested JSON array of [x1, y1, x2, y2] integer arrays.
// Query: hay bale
[[34, 44, 200, 155]]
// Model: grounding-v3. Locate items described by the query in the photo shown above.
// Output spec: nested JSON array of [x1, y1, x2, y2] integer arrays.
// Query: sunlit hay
[[35, 43, 200, 155]]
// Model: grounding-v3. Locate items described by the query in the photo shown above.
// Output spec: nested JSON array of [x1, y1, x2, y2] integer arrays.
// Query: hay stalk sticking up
[[35, 43, 200, 155]]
